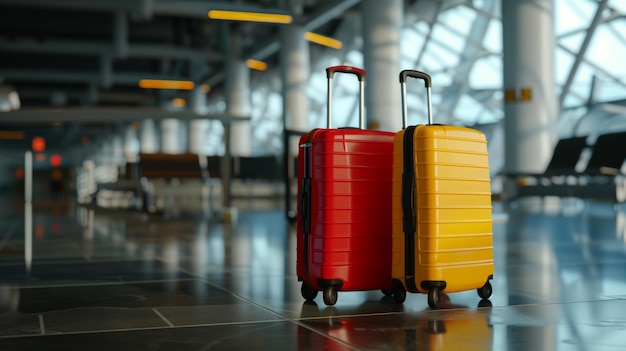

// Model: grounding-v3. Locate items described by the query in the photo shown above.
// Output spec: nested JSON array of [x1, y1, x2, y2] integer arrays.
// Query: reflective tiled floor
[[1, 192, 626, 350]]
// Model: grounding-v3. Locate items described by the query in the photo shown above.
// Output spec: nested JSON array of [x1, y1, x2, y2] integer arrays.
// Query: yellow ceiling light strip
[[246, 59, 267, 71], [0, 130, 25, 140], [208, 10, 292, 24], [201, 84, 211, 93], [304, 32, 343, 49], [138, 79, 195, 90]]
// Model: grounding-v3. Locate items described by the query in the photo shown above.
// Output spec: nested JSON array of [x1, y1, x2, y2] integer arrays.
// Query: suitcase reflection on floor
[[298, 295, 493, 351], [404, 303, 493, 351]]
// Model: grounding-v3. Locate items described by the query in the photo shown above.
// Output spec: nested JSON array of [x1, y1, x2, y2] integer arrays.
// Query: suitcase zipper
[[299, 130, 317, 282], [300, 141, 312, 237], [402, 126, 419, 293]]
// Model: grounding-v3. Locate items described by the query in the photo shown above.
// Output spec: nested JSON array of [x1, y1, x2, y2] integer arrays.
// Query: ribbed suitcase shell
[[392, 125, 493, 294], [297, 128, 395, 292]]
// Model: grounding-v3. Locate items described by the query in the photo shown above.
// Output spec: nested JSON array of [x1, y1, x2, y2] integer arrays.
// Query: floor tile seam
[[0, 257, 154, 267], [152, 308, 174, 327], [222, 290, 363, 350], [294, 311, 409, 322], [484, 297, 619, 310], [0, 319, 289, 340], [5, 277, 199, 289], [603, 295, 626, 300], [596, 295, 626, 301], [212, 298, 363, 351], [168, 264, 363, 351]]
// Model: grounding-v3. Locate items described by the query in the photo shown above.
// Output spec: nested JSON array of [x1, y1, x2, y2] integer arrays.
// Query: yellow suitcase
[[391, 70, 494, 308]]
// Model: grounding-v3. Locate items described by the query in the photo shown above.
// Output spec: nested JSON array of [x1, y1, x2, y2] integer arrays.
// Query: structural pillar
[[502, 0, 558, 177], [362, 0, 403, 132], [222, 39, 251, 218], [226, 60, 251, 156], [111, 134, 124, 164], [123, 124, 140, 163], [189, 86, 210, 155], [281, 23, 309, 154], [281, 22, 309, 219], [140, 119, 159, 153], [161, 118, 186, 154]]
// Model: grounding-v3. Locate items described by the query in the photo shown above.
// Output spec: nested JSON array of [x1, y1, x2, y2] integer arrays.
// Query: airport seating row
[[125, 153, 282, 182], [95, 153, 282, 212], [504, 131, 626, 202]]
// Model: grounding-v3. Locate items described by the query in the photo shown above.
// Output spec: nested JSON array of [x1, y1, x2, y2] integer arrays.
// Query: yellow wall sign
[[504, 88, 532, 103], [504, 89, 516, 102], [520, 87, 532, 101]]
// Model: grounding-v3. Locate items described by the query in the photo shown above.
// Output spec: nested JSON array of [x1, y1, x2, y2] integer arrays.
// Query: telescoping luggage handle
[[400, 70, 433, 128], [326, 65, 366, 129], [399, 69, 432, 293], [300, 66, 366, 242]]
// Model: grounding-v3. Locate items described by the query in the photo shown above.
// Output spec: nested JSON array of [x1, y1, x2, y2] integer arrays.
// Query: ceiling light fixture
[[0, 130, 25, 140], [138, 79, 195, 90], [304, 32, 343, 49], [208, 10, 292, 24], [246, 59, 268, 71], [172, 98, 187, 108]]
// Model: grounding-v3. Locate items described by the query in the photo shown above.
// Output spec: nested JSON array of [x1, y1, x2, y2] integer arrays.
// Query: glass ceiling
[[206, 0, 626, 156]]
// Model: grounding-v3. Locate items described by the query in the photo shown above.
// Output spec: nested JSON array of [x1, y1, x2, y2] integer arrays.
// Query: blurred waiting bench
[[95, 153, 283, 212], [504, 131, 626, 203]]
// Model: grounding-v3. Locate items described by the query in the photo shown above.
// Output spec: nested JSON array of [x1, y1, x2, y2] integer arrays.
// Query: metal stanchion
[[24, 151, 33, 272]]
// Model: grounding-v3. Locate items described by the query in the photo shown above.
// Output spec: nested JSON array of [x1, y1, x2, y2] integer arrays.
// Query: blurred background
[[0, 0, 625, 206]]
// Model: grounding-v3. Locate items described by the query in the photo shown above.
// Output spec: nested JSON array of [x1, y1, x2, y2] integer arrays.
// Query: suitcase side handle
[[399, 69, 433, 127], [326, 65, 366, 129]]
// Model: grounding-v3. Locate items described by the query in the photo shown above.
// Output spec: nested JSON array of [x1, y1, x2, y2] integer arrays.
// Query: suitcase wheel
[[381, 289, 394, 297], [428, 287, 441, 309], [477, 280, 493, 300], [301, 282, 318, 301], [393, 286, 406, 304], [323, 285, 338, 306]]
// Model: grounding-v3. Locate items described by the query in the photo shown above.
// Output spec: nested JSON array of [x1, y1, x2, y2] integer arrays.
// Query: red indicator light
[[32, 136, 46, 152], [50, 154, 62, 167]]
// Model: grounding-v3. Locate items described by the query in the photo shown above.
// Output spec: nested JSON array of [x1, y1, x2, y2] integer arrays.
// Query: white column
[[161, 118, 185, 154], [100, 137, 113, 163], [362, 0, 403, 132], [502, 0, 557, 175], [281, 23, 309, 155], [140, 119, 159, 153], [124, 124, 140, 163], [226, 60, 251, 156], [189, 86, 210, 155], [111, 134, 124, 163]]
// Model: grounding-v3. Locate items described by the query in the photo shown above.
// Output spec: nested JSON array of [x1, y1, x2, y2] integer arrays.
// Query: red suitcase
[[296, 65, 396, 305]]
